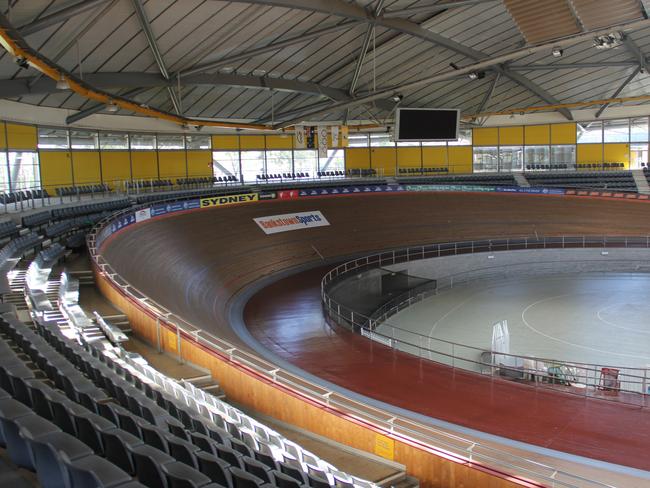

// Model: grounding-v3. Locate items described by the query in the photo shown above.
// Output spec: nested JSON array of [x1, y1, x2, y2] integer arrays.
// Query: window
[[212, 151, 239, 180], [499, 146, 523, 172], [524, 146, 550, 168], [157, 134, 184, 150], [473, 147, 498, 172], [130, 133, 156, 150], [577, 121, 602, 143], [603, 119, 629, 143], [0, 153, 8, 193], [186, 135, 211, 150], [631, 117, 649, 142], [240, 151, 265, 182], [370, 134, 393, 147], [348, 134, 368, 147], [100, 133, 129, 150], [320, 149, 345, 172], [294, 150, 317, 177], [8, 152, 39, 190], [70, 130, 98, 149], [551, 145, 576, 168], [630, 144, 648, 169], [449, 129, 472, 146], [266, 150, 292, 175], [38, 128, 68, 149]]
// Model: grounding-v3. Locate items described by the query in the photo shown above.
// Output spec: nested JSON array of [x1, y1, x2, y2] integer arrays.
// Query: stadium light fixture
[[551, 48, 563, 57], [55, 75, 69, 90]]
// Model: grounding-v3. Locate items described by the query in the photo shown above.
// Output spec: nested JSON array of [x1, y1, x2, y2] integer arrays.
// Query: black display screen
[[396, 108, 459, 141]]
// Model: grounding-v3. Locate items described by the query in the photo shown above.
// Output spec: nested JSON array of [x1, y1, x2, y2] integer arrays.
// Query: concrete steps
[[632, 169, 650, 194], [513, 172, 530, 187]]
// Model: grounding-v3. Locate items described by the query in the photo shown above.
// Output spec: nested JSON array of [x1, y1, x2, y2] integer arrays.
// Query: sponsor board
[[135, 208, 151, 223], [258, 192, 276, 200], [361, 328, 393, 347], [110, 213, 135, 235], [406, 184, 565, 195], [200, 193, 258, 208], [495, 186, 565, 195], [298, 184, 406, 197], [254, 211, 330, 234], [278, 189, 300, 200], [151, 199, 200, 217]]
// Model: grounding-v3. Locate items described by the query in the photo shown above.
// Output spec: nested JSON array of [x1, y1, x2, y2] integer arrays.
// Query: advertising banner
[[254, 211, 330, 234], [298, 184, 406, 197], [151, 199, 200, 217], [294, 125, 306, 149], [200, 193, 259, 208], [278, 189, 300, 200], [331, 126, 339, 148], [318, 126, 328, 158], [135, 208, 151, 223]]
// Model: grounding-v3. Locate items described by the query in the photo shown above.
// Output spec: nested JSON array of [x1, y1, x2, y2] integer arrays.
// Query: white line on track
[[595, 303, 650, 335]]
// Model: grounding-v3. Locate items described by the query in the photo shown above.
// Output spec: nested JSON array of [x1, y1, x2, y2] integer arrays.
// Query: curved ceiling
[[0, 0, 649, 128]]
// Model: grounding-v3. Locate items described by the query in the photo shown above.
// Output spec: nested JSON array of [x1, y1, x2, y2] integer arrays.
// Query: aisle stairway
[[631, 169, 650, 194], [512, 172, 530, 187]]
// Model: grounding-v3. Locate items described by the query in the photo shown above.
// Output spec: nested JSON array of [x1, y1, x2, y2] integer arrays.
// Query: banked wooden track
[[99, 192, 650, 485]]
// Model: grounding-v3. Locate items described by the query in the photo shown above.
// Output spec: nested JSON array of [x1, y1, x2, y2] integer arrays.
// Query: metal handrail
[[86, 205, 622, 488], [321, 237, 650, 404]]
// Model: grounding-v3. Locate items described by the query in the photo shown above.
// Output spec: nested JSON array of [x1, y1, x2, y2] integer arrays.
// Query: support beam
[[0, 72, 353, 100], [224, 0, 574, 120], [18, 0, 109, 36], [383, 0, 497, 18], [622, 35, 647, 73], [475, 73, 500, 115], [270, 17, 650, 128], [181, 21, 357, 77], [508, 61, 640, 70], [595, 66, 641, 118], [131, 0, 181, 114], [66, 88, 149, 124], [349, 0, 385, 96]]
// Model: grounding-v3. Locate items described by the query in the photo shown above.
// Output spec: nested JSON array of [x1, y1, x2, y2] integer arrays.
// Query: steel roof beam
[[383, 0, 498, 18], [131, 0, 181, 115], [475, 73, 500, 115], [595, 66, 641, 118], [349, 0, 385, 97], [65, 87, 149, 124], [181, 21, 357, 77], [17, 0, 109, 36], [0, 72, 351, 99], [622, 35, 647, 73], [508, 61, 641, 70]]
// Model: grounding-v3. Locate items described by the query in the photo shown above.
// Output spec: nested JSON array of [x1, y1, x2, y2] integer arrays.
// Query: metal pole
[[176, 322, 183, 364], [156, 317, 161, 353]]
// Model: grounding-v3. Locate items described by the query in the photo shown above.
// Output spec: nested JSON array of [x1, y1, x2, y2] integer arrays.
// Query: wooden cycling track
[[101, 192, 650, 472]]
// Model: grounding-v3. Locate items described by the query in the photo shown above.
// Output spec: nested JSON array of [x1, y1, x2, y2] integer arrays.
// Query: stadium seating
[[525, 171, 636, 191], [397, 173, 518, 186], [0, 189, 49, 206], [56, 184, 110, 197]]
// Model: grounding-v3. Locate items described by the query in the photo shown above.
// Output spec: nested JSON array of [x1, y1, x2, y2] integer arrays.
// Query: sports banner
[[331, 126, 339, 148], [254, 211, 330, 234], [294, 125, 306, 149], [135, 208, 151, 223], [200, 193, 259, 208], [151, 199, 200, 217], [298, 184, 406, 197], [318, 126, 328, 158]]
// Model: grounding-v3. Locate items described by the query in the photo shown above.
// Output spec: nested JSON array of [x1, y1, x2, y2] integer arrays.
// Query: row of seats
[[22, 211, 52, 228], [56, 184, 111, 197], [34, 243, 66, 268], [0, 189, 49, 205], [316, 171, 344, 178], [66, 232, 87, 250], [256, 174, 310, 181], [398, 168, 449, 174], [576, 163, 625, 170], [6, 310, 348, 488], [398, 173, 517, 186], [0, 220, 19, 240], [0, 232, 41, 262], [346, 169, 377, 177], [134, 187, 250, 205], [126, 180, 174, 190], [525, 164, 571, 171], [51, 199, 131, 219]]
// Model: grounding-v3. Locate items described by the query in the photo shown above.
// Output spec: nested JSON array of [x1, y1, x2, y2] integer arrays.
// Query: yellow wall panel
[[265, 135, 293, 149], [422, 147, 447, 166], [187, 151, 213, 177], [131, 151, 158, 180], [345, 148, 370, 169], [524, 125, 550, 145], [0, 122, 6, 149], [6, 123, 37, 149], [473, 127, 498, 146], [448, 146, 473, 173], [40, 151, 72, 191], [158, 151, 186, 179], [212, 135, 239, 150], [371, 147, 396, 176], [499, 126, 523, 145], [396, 147, 422, 168], [72, 151, 101, 185], [551, 123, 576, 144], [101, 151, 131, 186], [604, 143, 629, 168], [240, 135, 265, 150], [577, 144, 602, 163]]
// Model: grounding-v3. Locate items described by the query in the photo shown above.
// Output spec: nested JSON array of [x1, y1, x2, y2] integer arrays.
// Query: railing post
[[176, 322, 184, 364]]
